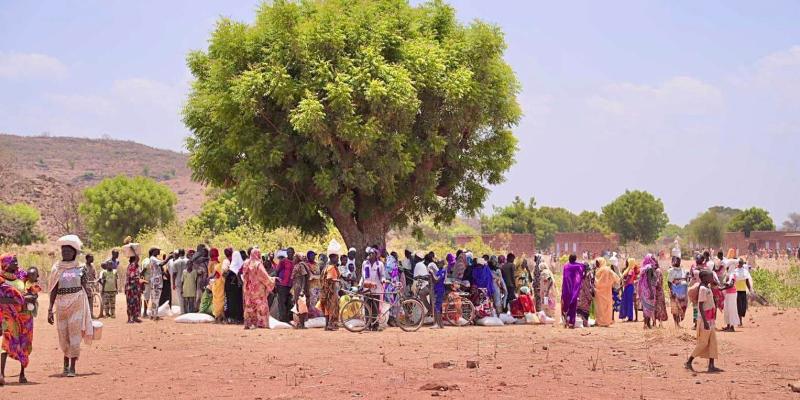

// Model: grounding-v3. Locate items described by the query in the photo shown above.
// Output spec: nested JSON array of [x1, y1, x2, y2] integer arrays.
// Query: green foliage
[[660, 223, 684, 239], [686, 210, 726, 248], [601, 190, 668, 245], [751, 264, 800, 307], [186, 191, 250, 236], [392, 217, 479, 256], [576, 210, 607, 233], [79, 175, 177, 247], [183, 0, 521, 249], [480, 196, 578, 249], [727, 207, 775, 234], [0, 202, 44, 245]]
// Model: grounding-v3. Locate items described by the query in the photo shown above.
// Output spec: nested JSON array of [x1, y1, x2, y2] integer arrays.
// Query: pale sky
[[1, 1, 798, 225]]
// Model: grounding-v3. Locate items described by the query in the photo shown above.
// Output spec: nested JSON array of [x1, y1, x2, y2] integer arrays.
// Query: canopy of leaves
[[686, 210, 726, 248], [601, 190, 668, 245], [79, 175, 177, 247], [576, 211, 608, 234], [0, 202, 43, 245], [480, 196, 591, 249], [186, 190, 251, 237], [183, 0, 520, 247], [781, 212, 800, 232], [727, 207, 775, 234], [660, 223, 684, 240]]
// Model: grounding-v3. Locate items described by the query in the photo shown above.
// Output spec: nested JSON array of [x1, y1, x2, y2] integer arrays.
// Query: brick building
[[723, 231, 800, 254], [554, 232, 619, 257], [453, 233, 536, 256]]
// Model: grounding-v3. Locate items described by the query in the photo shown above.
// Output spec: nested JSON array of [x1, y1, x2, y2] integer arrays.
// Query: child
[[182, 264, 198, 314], [429, 261, 446, 329], [685, 270, 723, 373], [24, 267, 41, 317], [99, 261, 117, 318], [295, 293, 308, 329], [511, 286, 536, 319], [444, 281, 464, 323]]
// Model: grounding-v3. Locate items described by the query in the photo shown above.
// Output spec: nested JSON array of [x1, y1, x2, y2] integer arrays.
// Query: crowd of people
[[0, 232, 763, 385]]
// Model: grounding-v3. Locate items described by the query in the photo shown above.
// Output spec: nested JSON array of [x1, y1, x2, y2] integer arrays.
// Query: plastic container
[[91, 320, 103, 340]]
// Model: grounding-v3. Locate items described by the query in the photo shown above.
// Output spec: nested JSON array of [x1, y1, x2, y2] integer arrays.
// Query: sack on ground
[[175, 313, 215, 324], [476, 316, 504, 326], [499, 313, 516, 325], [305, 317, 326, 329], [157, 301, 172, 317], [268, 316, 292, 330]]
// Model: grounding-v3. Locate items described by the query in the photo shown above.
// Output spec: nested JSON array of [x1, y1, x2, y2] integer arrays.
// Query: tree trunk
[[329, 206, 388, 281]]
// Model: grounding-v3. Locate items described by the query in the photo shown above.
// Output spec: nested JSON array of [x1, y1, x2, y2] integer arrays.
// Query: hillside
[[0, 133, 205, 239]]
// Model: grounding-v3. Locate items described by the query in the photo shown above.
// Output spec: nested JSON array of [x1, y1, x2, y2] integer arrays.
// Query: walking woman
[[125, 255, 143, 324], [320, 253, 340, 330], [619, 258, 638, 322], [242, 249, 274, 329], [668, 256, 689, 327], [638, 254, 668, 329], [47, 235, 93, 377], [223, 250, 244, 324], [538, 263, 556, 318], [1, 254, 35, 385], [209, 248, 225, 323]]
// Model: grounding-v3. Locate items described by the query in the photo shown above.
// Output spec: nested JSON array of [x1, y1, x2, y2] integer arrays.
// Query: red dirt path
[[2, 296, 798, 399]]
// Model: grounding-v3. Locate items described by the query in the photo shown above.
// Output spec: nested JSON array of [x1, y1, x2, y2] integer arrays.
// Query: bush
[[0, 202, 44, 245], [752, 265, 800, 308], [79, 175, 177, 247]]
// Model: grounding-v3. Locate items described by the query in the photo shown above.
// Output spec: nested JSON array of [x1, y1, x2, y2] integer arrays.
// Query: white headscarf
[[230, 251, 244, 274]]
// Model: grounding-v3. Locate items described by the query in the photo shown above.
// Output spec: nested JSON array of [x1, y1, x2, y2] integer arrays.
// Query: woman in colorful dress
[[125, 255, 143, 324], [576, 261, 595, 327], [320, 253, 340, 331], [0, 254, 35, 385], [637, 254, 668, 329], [593, 257, 618, 327], [209, 248, 225, 323], [47, 235, 93, 378], [619, 258, 639, 322], [242, 249, 274, 329], [305, 251, 322, 318], [668, 256, 689, 328]]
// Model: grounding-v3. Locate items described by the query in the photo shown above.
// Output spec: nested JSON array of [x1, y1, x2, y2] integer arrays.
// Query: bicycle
[[442, 288, 476, 326], [340, 285, 426, 332], [88, 282, 102, 319]]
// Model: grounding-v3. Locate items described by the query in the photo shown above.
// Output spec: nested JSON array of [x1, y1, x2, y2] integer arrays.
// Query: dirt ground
[[2, 295, 799, 399]]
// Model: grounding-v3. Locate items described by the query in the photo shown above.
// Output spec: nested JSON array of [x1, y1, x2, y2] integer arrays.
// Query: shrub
[[752, 264, 800, 308], [0, 202, 44, 245]]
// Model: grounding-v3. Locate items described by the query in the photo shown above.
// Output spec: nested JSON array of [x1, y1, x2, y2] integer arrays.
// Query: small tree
[[0, 202, 44, 245], [79, 175, 177, 246], [186, 190, 250, 236], [727, 207, 775, 235], [601, 190, 668, 245], [686, 210, 725, 248]]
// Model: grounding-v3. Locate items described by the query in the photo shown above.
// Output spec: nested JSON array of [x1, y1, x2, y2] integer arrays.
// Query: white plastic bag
[[268, 316, 292, 330], [171, 305, 181, 315], [537, 311, 554, 324], [499, 313, 516, 325], [174, 313, 215, 324], [423, 316, 435, 325], [524, 312, 539, 324], [157, 302, 172, 317], [476, 317, 504, 326], [344, 319, 366, 330], [91, 320, 104, 340], [456, 317, 469, 326], [304, 317, 326, 329]]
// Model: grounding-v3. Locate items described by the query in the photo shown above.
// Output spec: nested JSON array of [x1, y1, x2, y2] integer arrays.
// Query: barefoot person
[[685, 270, 723, 373], [242, 248, 274, 329], [0, 254, 35, 385], [47, 235, 93, 378], [561, 254, 584, 329], [593, 257, 618, 327], [125, 255, 143, 323]]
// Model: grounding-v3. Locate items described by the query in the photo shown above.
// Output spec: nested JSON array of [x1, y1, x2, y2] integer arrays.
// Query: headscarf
[[249, 248, 262, 262], [641, 254, 655, 269], [0, 253, 16, 269], [230, 251, 244, 274], [446, 253, 456, 269], [224, 248, 233, 261], [210, 247, 220, 263], [498, 255, 506, 265], [726, 248, 736, 259], [385, 255, 399, 279], [191, 245, 209, 265], [595, 257, 607, 270]]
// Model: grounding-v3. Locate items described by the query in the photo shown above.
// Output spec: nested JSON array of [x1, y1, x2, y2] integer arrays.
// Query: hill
[[0, 133, 205, 239]]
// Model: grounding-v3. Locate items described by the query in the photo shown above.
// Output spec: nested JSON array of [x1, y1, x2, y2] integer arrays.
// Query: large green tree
[[480, 197, 572, 249], [727, 207, 775, 235], [183, 0, 521, 252], [576, 210, 607, 233], [686, 210, 726, 247], [601, 190, 668, 244], [0, 202, 43, 245], [79, 176, 177, 246]]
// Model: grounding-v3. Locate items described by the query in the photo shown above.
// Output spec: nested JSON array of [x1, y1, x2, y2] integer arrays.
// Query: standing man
[[361, 248, 384, 331], [147, 248, 164, 320], [170, 249, 187, 313], [500, 253, 517, 310], [275, 249, 295, 323], [560, 254, 584, 329]]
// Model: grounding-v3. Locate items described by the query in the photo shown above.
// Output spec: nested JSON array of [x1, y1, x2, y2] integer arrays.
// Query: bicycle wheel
[[92, 292, 102, 319], [460, 299, 476, 325], [397, 298, 425, 332], [443, 297, 475, 326], [341, 299, 368, 332]]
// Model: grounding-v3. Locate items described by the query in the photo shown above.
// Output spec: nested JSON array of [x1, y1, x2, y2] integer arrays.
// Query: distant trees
[[186, 190, 250, 236], [79, 176, 176, 246], [782, 213, 800, 231], [727, 207, 775, 235], [0, 202, 44, 245], [601, 190, 668, 245]]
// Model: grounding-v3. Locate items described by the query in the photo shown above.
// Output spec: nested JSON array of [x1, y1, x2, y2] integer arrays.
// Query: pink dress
[[242, 258, 274, 328]]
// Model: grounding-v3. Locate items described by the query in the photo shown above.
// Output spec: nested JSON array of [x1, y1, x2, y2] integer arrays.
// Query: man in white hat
[[48, 235, 93, 378]]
